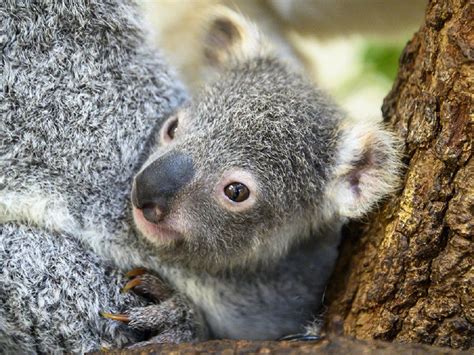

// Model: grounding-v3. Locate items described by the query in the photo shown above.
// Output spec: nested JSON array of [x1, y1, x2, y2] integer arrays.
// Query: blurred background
[[138, 0, 427, 121]]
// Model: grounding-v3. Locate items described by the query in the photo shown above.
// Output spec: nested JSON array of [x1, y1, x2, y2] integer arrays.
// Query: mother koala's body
[[0, 0, 184, 352]]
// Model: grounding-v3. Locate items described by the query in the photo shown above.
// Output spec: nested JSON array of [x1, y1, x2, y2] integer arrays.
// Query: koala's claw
[[100, 312, 130, 323], [125, 268, 147, 278], [122, 278, 142, 293]]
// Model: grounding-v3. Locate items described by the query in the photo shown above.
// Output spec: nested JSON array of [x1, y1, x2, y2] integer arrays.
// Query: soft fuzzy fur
[[0, 0, 187, 352]]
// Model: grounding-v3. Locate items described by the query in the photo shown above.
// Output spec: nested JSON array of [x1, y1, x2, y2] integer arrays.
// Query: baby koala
[[103, 8, 400, 343]]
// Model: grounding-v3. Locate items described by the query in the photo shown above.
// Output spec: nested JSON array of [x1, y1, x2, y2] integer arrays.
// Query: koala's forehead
[[191, 58, 321, 135], [180, 59, 339, 200], [194, 57, 341, 131], [196, 58, 311, 122]]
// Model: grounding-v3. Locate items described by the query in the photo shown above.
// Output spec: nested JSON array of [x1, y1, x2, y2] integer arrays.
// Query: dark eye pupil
[[167, 119, 178, 139], [224, 183, 250, 202]]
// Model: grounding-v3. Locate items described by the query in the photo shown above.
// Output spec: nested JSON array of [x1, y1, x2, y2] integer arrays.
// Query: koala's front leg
[[127, 295, 203, 342], [101, 271, 207, 345]]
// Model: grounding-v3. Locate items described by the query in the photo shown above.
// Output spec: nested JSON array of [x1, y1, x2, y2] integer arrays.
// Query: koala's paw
[[122, 268, 173, 302], [101, 270, 207, 344], [127, 296, 192, 331], [101, 295, 205, 345]]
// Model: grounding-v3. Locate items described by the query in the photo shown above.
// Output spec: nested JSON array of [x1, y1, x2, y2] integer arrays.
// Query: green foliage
[[360, 42, 405, 82]]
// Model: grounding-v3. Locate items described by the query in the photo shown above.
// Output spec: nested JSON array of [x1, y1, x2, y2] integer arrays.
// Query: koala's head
[[132, 8, 400, 272]]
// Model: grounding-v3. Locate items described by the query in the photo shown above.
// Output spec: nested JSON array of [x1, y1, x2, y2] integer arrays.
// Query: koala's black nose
[[132, 152, 194, 223]]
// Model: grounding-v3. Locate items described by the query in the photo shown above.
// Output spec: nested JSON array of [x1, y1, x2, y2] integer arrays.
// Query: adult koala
[[0, 0, 191, 352]]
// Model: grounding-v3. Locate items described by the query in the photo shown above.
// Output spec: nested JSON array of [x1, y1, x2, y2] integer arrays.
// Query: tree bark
[[98, 336, 469, 355], [324, 0, 473, 349]]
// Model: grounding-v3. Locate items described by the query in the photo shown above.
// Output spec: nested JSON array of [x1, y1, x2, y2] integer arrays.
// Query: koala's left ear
[[326, 120, 401, 219], [201, 6, 269, 67]]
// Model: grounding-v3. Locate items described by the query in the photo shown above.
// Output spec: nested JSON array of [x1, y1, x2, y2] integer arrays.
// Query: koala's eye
[[224, 182, 250, 202], [166, 119, 178, 140]]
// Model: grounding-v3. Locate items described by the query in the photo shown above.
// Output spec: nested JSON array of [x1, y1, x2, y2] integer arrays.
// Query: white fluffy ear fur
[[201, 6, 270, 68], [327, 119, 401, 219]]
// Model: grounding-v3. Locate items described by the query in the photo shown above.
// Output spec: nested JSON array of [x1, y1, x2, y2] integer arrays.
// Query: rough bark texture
[[98, 336, 469, 354], [324, 0, 473, 349]]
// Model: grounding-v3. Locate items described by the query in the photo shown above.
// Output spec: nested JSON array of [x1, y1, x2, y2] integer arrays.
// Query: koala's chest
[[170, 271, 320, 340], [162, 236, 340, 340], [178, 279, 314, 339]]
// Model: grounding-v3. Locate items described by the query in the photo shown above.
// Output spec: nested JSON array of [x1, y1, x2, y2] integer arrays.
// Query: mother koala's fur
[[0, 0, 185, 352]]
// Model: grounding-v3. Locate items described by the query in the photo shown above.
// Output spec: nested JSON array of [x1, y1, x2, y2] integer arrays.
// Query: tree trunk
[[324, 0, 473, 349]]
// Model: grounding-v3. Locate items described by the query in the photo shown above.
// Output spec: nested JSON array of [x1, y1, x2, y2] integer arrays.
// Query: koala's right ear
[[202, 6, 268, 67]]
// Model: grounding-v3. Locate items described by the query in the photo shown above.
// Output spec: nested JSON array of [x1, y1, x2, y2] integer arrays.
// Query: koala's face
[[131, 9, 400, 271], [131, 57, 342, 270]]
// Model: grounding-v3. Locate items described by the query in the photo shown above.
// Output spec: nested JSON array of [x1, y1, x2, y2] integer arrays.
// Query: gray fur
[[0, 0, 196, 352], [0, 223, 146, 353]]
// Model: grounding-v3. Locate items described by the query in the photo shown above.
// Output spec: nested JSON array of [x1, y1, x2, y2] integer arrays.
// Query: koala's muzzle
[[132, 152, 194, 223]]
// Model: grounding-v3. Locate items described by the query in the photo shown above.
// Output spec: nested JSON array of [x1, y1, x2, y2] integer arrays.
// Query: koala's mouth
[[132, 207, 183, 242]]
